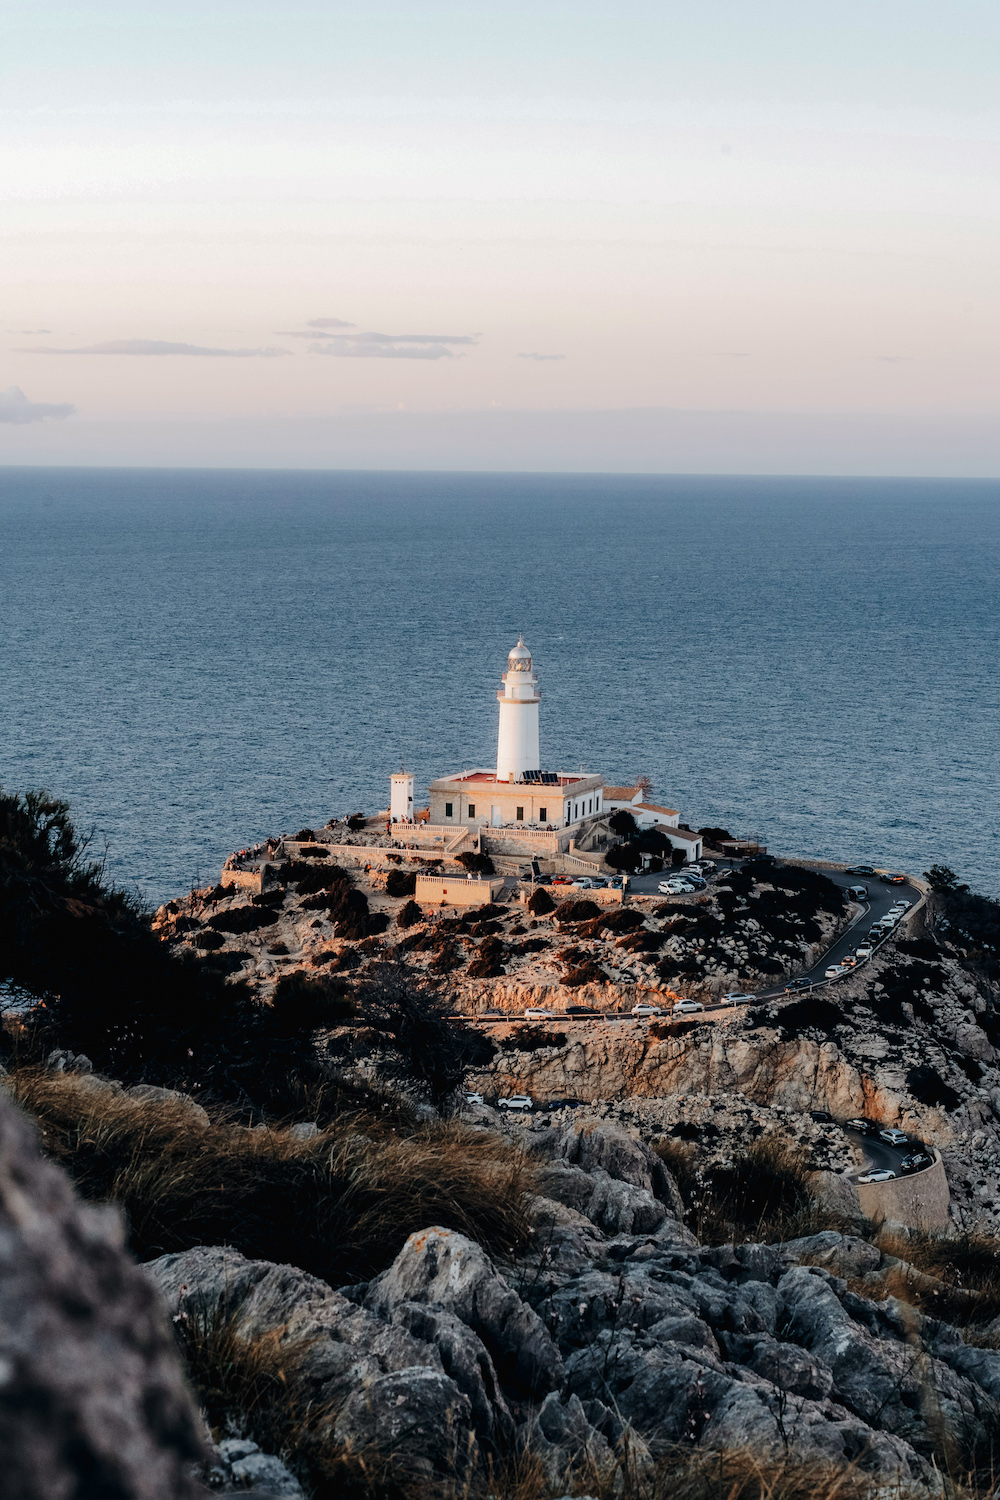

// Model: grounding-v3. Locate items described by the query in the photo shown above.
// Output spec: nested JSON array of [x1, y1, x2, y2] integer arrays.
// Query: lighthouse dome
[[507, 635, 532, 671]]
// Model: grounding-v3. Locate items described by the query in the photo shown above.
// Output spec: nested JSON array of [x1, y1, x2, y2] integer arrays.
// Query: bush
[[346, 814, 366, 831], [695, 1134, 820, 1244], [609, 810, 637, 836], [606, 842, 643, 872], [396, 899, 422, 929], [907, 1063, 960, 1110], [698, 826, 733, 845], [456, 850, 495, 875], [562, 960, 606, 987], [10, 1068, 531, 1286], [599, 907, 644, 933], [526, 887, 555, 915], [385, 869, 417, 898], [497, 1026, 567, 1052], [554, 898, 600, 924], [207, 905, 278, 935], [294, 828, 315, 842]]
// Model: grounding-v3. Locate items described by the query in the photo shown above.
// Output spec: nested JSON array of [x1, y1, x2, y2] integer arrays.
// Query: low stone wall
[[414, 875, 505, 907], [855, 1151, 950, 1232]]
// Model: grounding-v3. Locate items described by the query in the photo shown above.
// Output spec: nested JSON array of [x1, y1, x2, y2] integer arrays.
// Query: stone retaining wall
[[855, 1151, 950, 1232]]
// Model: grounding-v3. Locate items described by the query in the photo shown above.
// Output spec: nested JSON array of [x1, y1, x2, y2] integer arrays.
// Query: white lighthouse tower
[[496, 635, 541, 782]]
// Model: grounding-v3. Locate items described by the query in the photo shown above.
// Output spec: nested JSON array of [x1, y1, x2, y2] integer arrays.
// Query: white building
[[425, 637, 604, 832]]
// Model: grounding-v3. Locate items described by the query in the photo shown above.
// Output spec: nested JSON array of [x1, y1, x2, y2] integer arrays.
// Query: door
[[491, 806, 502, 826]]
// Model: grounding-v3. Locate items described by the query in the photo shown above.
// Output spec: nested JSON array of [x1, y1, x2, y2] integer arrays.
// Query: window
[[445, 802, 453, 818], [588, 799, 592, 814], [539, 806, 547, 821], [467, 803, 476, 819], [516, 806, 524, 820]]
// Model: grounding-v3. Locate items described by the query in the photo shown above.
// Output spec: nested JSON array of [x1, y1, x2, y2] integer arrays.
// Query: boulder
[[367, 1226, 563, 1396], [332, 1367, 477, 1483], [778, 1231, 881, 1279], [556, 1121, 685, 1216], [0, 1085, 205, 1499], [146, 1246, 482, 1480]]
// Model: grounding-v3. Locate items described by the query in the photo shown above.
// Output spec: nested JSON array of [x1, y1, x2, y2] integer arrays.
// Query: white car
[[464, 1091, 484, 1106], [721, 992, 755, 1004], [892, 900, 912, 910], [824, 965, 847, 979], [497, 1094, 533, 1112], [657, 880, 678, 894], [669, 880, 697, 894], [879, 1127, 908, 1147], [572, 877, 597, 889], [631, 1003, 664, 1017], [857, 1168, 896, 1184], [673, 999, 704, 1014], [854, 945, 874, 961], [524, 1007, 555, 1020]]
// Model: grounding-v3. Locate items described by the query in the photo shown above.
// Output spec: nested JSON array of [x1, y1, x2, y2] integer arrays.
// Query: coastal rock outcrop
[[0, 1087, 206, 1500]]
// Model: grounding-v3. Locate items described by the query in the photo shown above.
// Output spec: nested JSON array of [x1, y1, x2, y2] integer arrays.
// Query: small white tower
[[390, 771, 414, 823], [496, 635, 541, 782]]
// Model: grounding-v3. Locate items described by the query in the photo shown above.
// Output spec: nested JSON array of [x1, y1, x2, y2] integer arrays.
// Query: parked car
[[464, 1091, 484, 1106], [845, 1118, 879, 1135], [552, 875, 573, 885], [824, 964, 847, 979], [673, 999, 705, 1014], [631, 1003, 664, 1016], [879, 1127, 908, 1147], [900, 1153, 933, 1174], [854, 945, 874, 961], [497, 1094, 533, 1111], [847, 865, 877, 875], [857, 1169, 896, 1184], [572, 877, 597, 889], [682, 875, 707, 889], [810, 1109, 835, 1123], [524, 1006, 555, 1019], [892, 899, 912, 910], [785, 977, 812, 992]]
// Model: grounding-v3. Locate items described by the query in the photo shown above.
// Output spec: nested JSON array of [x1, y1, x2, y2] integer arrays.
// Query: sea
[[1, 468, 998, 907]]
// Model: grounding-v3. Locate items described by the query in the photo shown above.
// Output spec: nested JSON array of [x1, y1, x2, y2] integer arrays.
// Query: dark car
[[879, 872, 907, 885], [847, 865, 876, 875], [899, 1152, 933, 1174], [564, 1005, 598, 1015], [810, 1110, 835, 1123], [844, 1117, 880, 1136], [785, 976, 812, 992], [745, 854, 777, 868]]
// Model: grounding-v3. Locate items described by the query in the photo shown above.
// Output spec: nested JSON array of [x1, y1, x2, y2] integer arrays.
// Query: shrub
[[907, 1063, 960, 1110], [296, 845, 330, 859], [694, 1134, 827, 1245], [271, 972, 356, 1031], [467, 903, 505, 921], [346, 814, 366, 831], [554, 898, 600, 924], [526, 887, 555, 915], [10, 1068, 530, 1285], [456, 850, 495, 875], [467, 936, 506, 979], [617, 930, 663, 954], [497, 1026, 567, 1052], [385, 869, 417, 898], [598, 907, 644, 933], [609, 810, 637, 836], [194, 930, 225, 951], [396, 899, 422, 929], [606, 843, 643, 872], [698, 826, 733, 845], [294, 828, 315, 842], [562, 960, 606, 987], [206, 905, 278, 935]]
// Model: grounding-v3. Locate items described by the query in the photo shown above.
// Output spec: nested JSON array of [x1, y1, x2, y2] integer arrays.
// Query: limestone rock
[[366, 1225, 563, 1396], [332, 1367, 477, 1482], [0, 1086, 205, 1499]]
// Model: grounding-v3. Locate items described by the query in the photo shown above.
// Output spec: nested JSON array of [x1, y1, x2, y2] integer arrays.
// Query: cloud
[[0, 386, 74, 423], [875, 356, 913, 363], [518, 351, 565, 362], [307, 317, 356, 329], [15, 339, 288, 357], [8, 328, 52, 334], [309, 330, 478, 360]]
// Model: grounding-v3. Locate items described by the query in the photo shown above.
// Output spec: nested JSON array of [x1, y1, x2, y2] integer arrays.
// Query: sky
[[2, 0, 999, 473]]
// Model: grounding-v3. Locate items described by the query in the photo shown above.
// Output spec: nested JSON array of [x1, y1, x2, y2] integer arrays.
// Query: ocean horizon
[[2, 465, 998, 904]]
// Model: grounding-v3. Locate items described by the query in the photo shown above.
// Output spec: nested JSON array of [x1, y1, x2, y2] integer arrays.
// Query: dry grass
[[852, 1229, 1000, 1331], [654, 1133, 854, 1247], [176, 1311, 418, 1500], [9, 1067, 534, 1285]]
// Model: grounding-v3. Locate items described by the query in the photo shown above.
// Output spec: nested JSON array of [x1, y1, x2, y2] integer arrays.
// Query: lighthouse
[[496, 635, 541, 782]]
